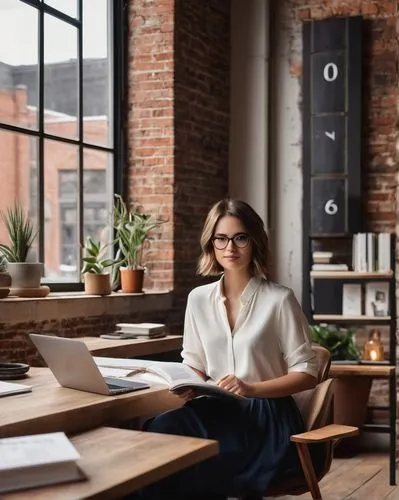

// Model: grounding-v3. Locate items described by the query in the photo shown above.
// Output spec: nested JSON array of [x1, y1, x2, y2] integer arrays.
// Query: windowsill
[[0, 290, 173, 324]]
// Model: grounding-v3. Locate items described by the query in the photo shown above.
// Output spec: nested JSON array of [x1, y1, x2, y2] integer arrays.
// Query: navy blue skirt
[[134, 395, 310, 499]]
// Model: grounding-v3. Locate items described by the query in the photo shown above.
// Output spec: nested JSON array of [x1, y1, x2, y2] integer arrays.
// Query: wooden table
[[3, 426, 219, 499], [0, 368, 182, 438], [80, 335, 183, 357], [329, 362, 397, 486]]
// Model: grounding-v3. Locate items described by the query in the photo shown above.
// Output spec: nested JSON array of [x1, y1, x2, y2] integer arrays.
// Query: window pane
[[44, 0, 77, 19], [83, 0, 112, 146], [44, 14, 78, 139], [0, 129, 38, 261], [44, 140, 79, 282], [83, 149, 113, 249], [0, 1, 38, 130]]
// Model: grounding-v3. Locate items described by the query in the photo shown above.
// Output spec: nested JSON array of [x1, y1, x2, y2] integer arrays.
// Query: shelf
[[310, 271, 393, 279], [313, 315, 391, 324], [330, 364, 395, 377]]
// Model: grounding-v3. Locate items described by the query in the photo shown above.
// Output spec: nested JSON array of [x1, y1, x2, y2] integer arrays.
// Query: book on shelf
[[311, 263, 349, 271], [342, 284, 362, 316], [0, 432, 85, 494], [93, 357, 244, 400], [365, 282, 390, 317], [352, 232, 391, 272], [0, 380, 32, 398], [312, 251, 333, 264]]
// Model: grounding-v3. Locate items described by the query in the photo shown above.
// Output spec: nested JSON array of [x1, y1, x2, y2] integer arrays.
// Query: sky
[[0, 0, 108, 65]]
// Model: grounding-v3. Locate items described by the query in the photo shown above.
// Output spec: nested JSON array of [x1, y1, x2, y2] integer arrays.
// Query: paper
[[98, 366, 141, 378], [0, 381, 32, 397]]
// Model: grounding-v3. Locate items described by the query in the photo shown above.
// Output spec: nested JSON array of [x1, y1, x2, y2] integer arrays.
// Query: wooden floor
[[266, 452, 399, 499]]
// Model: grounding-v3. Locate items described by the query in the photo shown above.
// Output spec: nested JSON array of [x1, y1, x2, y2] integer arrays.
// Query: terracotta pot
[[120, 268, 144, 293], [84, 273, 112, 296]]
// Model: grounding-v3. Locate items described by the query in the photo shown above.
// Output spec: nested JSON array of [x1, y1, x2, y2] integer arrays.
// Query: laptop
[[29, 334, 150, 396]]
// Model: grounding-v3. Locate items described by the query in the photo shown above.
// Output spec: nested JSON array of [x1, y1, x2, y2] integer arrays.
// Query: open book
[[93, 357, 244, 400], [0, 432, 85, 493]]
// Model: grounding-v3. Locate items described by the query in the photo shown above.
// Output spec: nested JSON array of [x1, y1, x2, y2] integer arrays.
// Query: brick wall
[[0, 293, 172, 364], [127, 0, 175, 293], [127, 0, 231, 326], [0, 313, 168, 366], [172, 0, 231, 323]]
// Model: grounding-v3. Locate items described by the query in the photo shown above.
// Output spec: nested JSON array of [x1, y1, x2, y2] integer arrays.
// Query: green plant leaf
[[0, 204, 37, 262], [310, 323, 361, 361]]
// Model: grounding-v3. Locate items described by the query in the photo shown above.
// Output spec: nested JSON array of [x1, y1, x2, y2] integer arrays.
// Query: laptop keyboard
[[106, 383, 135, 394]]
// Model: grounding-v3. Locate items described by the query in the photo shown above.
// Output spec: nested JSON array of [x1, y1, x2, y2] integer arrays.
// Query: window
[[59, 170, 107, 280], [0, 0, 126, 289]]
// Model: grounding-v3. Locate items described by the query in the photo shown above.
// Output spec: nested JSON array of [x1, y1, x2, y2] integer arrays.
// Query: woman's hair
[[197, 198, 270, 278]]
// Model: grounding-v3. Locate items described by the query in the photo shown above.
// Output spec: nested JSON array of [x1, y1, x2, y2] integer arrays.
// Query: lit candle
[[363, 329, 384, 362]]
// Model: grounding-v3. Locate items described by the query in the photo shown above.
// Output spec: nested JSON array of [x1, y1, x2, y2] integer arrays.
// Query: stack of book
[[311, 251, 349, 271], [0, 432, 84, 493], [101, 323, 166, 340]]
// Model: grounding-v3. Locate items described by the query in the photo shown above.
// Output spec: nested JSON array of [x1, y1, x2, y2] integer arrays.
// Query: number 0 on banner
[[323, 63, 338, 82]]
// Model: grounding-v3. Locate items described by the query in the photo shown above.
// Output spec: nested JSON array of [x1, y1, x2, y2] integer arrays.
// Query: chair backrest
[[312, 345, 331, 383], [266, 346, 335, 496], [293, 345, 333, 431]]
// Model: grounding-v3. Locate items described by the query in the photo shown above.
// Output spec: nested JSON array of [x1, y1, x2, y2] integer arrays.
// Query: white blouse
[[181, 276, 318, 382]]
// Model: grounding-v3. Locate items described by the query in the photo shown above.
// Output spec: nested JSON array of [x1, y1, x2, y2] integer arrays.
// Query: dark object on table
[[0, 362, 30, 380]]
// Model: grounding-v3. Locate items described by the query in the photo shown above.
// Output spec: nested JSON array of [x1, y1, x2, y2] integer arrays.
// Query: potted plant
[[310, 323, 370, 456], [0, 254, 11, 298], [0, 203, 43, 290], [81, 236, 116, 295], [310, 323, 361, 361], [113, 194, 164, 293]]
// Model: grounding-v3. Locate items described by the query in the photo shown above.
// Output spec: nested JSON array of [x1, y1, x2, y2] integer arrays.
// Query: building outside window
[[0, 0, 125, 289]]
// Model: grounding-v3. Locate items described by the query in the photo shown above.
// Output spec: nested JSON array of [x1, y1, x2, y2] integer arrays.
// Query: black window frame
[[0, 0, 127, 291]]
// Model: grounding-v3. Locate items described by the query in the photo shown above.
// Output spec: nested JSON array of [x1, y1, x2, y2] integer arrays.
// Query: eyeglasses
[[212, 233, 251, 250]]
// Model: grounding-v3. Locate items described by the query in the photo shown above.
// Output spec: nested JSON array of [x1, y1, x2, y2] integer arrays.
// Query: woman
[[138, 198, 319, 499]]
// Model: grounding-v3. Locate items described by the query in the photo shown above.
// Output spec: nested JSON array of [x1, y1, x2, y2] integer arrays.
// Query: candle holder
[[363, 329, 384, 362]]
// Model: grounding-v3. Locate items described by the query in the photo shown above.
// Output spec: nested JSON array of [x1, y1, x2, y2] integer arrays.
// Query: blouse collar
[[218, 275, 262, 305]]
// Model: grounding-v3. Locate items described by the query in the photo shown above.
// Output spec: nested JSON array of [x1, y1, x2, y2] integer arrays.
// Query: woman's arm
[[246, 371, 316, 398], [217, 372, 316, 397]]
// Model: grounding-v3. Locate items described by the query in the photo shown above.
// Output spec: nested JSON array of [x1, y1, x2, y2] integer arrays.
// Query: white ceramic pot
[[7, 262, 44, 289]]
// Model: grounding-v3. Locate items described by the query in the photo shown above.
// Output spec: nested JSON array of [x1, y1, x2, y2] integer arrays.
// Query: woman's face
[[212, 215, 253, 273]]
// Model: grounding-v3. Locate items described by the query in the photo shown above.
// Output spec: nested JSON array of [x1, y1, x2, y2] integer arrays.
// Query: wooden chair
[[246, 346, 359, 500]]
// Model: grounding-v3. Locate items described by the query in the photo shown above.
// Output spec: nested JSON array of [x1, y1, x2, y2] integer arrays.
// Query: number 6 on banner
[[324, 199, 338, 215]]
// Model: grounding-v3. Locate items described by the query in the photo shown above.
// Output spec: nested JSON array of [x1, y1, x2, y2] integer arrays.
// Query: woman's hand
[[217, 375, 252, 397]]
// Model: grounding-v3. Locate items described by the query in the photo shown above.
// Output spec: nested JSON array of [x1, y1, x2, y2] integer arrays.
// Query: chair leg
[[295, 443, 323, 500]]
